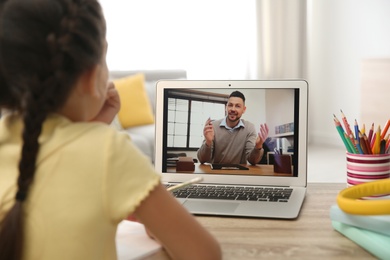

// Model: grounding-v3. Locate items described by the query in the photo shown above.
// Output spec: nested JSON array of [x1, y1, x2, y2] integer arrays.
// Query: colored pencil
[[354, 119, 359, 140], [340, 110, 353, 136], [167, 177, 203, 192], [345, 133, 358, 154], [358, 132, 368, 154], [372, 126, 381, 154], [370, 133, 376, 150], [381, 119, 390, 140], [334, 116, 353, 153], [380, 139, 386, 154], [363, 133, 372, 154], [386, 135, 390, 151], [355, 139, 364, 154], [367, 123, 374, 145], [333, 112, 390, 155]]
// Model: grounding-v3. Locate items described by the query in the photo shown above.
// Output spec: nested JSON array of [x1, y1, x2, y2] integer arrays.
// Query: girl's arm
[[134, 184, 222, 260]]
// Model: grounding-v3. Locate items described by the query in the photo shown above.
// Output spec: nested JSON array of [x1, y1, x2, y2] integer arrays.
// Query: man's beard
[[227, 113, 240, 123]]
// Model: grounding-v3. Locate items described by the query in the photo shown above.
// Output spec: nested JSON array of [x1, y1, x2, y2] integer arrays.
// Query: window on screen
[[167, 91, 226, 149]]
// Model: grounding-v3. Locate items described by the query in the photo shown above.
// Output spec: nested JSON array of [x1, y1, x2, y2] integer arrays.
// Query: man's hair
[[228, 91, 245, 103]]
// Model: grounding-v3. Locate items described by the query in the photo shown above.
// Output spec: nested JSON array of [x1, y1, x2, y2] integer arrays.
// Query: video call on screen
[[160, 88, 300, 177]]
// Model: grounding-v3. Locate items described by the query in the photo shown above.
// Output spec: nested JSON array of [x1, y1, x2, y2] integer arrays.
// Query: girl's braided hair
[[0, 0, 106, 259]]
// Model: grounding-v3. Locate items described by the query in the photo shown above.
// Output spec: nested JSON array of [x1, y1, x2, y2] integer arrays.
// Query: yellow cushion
[[114, 73, 154, 128]]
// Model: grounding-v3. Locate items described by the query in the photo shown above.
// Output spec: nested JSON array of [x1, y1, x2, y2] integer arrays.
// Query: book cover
[[330, 204, 390, 236], [331, 221, 390, 259]]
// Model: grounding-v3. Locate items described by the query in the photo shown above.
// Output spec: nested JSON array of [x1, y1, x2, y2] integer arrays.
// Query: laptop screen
[[154, 80, 308, 187]]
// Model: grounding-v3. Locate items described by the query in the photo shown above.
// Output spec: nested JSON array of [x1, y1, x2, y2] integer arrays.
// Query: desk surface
[[145, 183, 375, 259], [168, 163, 293, 176]]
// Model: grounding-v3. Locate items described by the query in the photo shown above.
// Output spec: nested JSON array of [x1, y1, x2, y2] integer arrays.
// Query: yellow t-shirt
[[0, 113, 160, 260]]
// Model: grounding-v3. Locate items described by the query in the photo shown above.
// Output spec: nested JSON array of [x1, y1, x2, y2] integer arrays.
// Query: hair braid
[[17, 84, 49, 198], [0, 82, 48, 260]]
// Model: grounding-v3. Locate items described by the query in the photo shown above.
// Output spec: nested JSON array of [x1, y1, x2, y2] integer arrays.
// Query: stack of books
[[330, 204, 390, 259]]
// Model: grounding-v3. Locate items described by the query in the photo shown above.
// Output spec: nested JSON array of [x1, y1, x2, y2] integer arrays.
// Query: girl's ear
[[78, 65, 99, 96]]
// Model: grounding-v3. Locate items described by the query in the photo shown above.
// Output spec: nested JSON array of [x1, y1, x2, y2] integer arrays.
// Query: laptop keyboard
[[165, 184, 293, 202]]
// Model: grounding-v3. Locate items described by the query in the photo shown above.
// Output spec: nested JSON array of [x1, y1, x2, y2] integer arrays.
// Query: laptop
[[154, 80, 308, 219]]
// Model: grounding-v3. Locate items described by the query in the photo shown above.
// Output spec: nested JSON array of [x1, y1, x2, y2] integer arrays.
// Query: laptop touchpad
[[183, 200, 240, 213]]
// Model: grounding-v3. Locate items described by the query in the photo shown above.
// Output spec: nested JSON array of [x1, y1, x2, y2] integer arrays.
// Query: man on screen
[[197, 90, 269, 165]]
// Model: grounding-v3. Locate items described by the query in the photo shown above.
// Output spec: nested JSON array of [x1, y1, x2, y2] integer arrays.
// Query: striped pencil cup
[[346, 152, 390, 197]]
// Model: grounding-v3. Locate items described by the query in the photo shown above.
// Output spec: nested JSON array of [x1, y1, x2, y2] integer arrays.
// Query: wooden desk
[[145, 183, 375, 259], [168, 163, 293, 176]]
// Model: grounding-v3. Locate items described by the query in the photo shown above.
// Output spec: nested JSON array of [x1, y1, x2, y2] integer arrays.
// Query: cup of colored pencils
[[334, 110, 390, 189]]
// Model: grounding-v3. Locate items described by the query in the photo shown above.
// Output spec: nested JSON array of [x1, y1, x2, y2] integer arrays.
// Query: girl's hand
[[92, 82, 120, 124]]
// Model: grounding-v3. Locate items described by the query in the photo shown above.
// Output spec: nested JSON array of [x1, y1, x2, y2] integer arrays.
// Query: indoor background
[[99, 0, 390, 182]]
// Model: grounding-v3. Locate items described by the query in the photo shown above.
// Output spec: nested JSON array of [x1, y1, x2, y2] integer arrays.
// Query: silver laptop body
[[154, 80, 308, 219]]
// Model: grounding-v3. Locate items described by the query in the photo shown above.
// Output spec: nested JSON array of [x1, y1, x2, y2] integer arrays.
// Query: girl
[[0, 0, 221, 259]]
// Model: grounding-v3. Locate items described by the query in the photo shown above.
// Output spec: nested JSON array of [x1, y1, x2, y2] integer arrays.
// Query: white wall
[[308, 0, 390, 147], [264, 89, 294, 136], [99, 0, 257, 80], [241, 89, 266, 128]]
